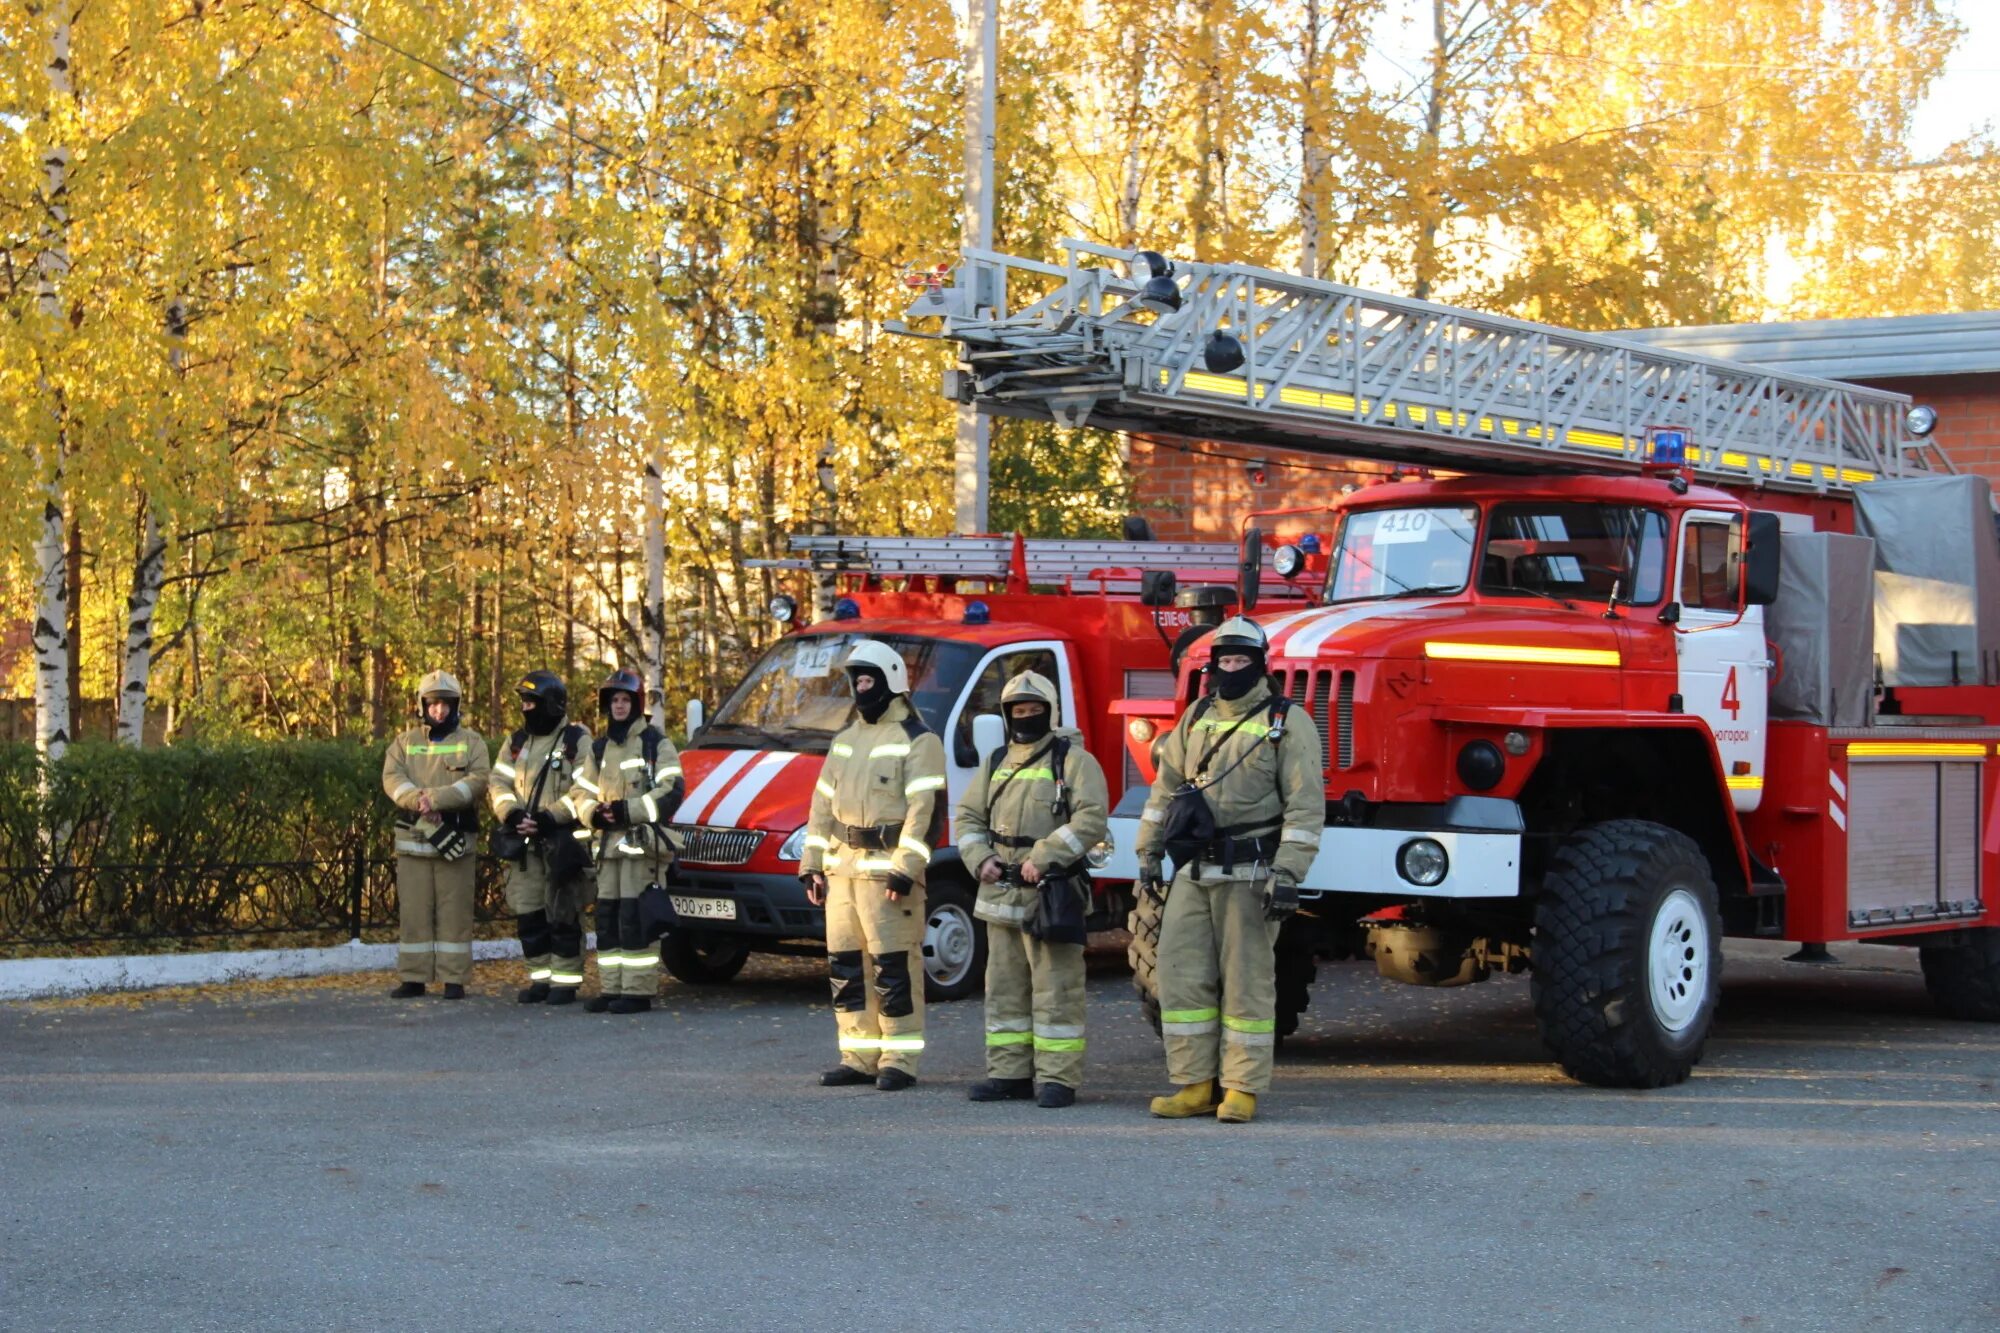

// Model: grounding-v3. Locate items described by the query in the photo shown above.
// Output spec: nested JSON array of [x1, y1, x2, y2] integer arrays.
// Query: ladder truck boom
[[895, 240, 1949, 494]]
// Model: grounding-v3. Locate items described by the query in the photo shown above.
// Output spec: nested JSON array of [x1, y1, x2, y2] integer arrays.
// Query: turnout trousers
[[1158, 869, 1280, 1094], [595, 842, 663, 997], [504, 850, 588, 989], [824, 871, 926, 1077], [983, 923, 1086, 1088], [394, 854, 477, 985]]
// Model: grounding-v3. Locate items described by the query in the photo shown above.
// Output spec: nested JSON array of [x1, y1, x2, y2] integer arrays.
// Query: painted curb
[[0, 938, 527, 1001]]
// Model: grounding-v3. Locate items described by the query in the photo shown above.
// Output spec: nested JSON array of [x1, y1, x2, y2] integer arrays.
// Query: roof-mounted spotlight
[[1907, 404, 1939, 437], [1203, 331, 1246, 374], [1134, 249, 1181, 314]]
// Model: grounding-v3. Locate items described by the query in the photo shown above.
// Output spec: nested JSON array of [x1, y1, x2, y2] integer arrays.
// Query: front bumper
[[1099, 795, 1524, 900], [662, 869, 826, 940]]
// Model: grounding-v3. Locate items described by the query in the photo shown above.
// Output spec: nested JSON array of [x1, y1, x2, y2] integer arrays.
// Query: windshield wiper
[[1327, 583, 1459, 605], [702, 722, 786, 746], [1488, 583, 1577, 610]]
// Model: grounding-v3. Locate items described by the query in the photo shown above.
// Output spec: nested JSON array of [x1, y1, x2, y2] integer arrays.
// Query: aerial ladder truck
[[896, 240, 1999, 1088]]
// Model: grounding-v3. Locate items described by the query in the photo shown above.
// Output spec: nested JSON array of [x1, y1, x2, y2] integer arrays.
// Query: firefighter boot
[[1217, 1090, 1258, 1123], [583, 994, 614, 1013], [517, 983, 551, 1004], [545, 987, 578, 1006], [967, 1077, 1034, 1102], [1149, 1080, 1221, 1119], [608, 997, 652, 1014], [390, 982, 426, 999], [820, 1066, 873, 1087], [1037, 1083, 1076, 1109], [442, 983, 466, 1000], [876, 1068, 916, 1091]]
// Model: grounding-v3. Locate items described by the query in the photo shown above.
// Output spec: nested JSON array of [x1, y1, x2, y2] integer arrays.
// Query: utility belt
[[396, 809, 477, 834], [1197, 828, 1279, 875], [836, 821, 902, 851], [991, 832, 1040, 850]]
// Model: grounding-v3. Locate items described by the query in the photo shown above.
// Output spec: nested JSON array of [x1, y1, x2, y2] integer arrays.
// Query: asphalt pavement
[[3, 939, 1997, 1331]]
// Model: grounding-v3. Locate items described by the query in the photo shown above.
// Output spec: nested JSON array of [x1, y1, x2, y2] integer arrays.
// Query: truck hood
[[674, 747, 819, 833], [1262, 597, 1623, 663]]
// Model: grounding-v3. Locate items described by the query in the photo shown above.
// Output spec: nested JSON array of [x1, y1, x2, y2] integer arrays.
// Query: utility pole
[[953, 0, 997, 535]]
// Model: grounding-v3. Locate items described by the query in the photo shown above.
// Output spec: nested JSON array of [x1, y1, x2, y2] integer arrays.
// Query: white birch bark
[[33, 5, 74, 767]]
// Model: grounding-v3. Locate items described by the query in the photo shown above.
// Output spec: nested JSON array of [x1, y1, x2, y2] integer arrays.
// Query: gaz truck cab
[[655, 534, 1300, 1000]]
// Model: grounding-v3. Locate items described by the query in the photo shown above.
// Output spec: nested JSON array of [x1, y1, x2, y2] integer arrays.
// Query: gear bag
[[987, 737, 1092, 945], [1159, 694, 1291, 871]]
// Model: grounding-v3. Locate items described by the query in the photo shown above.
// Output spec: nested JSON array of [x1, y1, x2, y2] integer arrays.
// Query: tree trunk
[[1299, 0, 1324, 279], [1412, 0, 1449, 302], [642, 453, 667, 727], [119, 297, 183, 747], [32, 4, 75, 768]]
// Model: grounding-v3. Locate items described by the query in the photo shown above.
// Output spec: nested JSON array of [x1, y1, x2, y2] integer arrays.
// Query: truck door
[[1675, 509, 1768, 813], [942, 642, 1077, 838]]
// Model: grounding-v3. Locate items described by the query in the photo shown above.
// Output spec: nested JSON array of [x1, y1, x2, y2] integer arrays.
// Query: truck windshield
[[1480, 502, 1668, 605], [703, 633, 985, 752], [1325, 506, 1481, 603]]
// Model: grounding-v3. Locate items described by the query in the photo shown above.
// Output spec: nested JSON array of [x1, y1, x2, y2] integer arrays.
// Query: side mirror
[[1140, 569, 1177, 607], [1238, 526, 1265, 613], [686, 698, 705, 737], [1744, 511, 1781, 606], [971, 713, 1006, 766]]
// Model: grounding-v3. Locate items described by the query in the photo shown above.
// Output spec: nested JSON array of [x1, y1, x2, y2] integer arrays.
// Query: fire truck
[[892, 240, 2000, 1087], [658, 533, 1302, 1000]]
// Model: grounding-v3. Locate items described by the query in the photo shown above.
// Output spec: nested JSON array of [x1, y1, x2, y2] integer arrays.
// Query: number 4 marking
[[1721, 666, 1741, 720]]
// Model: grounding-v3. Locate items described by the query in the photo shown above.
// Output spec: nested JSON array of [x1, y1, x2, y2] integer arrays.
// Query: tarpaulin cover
[[1767, 532, 1875, 725], [1854, 475, 2000, 687]]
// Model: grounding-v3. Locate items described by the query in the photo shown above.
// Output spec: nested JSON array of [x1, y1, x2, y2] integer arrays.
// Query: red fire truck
[[657, 534, 1303, 999], [895, 240, 2000, 1087]]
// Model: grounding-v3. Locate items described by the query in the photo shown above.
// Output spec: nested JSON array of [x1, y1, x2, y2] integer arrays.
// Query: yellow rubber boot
[[1148, 1080, 1221, 1119], [1217, 1090, 1257, 1123]]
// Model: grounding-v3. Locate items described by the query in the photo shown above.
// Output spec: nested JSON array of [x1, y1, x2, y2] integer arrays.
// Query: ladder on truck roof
[[746, 533, 1294, 597], [891, 240, 1946, 496]]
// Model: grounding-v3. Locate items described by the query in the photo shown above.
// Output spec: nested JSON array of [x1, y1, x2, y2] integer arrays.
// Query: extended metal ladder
[[893, 240, 1942, 495]]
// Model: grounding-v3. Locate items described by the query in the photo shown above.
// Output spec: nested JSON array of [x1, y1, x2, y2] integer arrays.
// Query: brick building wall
[[1128, 372, 2000, 540]]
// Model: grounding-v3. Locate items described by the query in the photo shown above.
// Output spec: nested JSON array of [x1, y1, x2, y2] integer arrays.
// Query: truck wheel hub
[[1649, 888, 1709, 1033]]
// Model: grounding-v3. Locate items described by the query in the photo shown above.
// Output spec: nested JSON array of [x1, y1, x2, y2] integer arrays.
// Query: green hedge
[[0, 740, 392, 870]]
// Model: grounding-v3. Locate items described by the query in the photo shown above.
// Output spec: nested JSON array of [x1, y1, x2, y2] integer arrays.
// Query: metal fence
[[0, 854, 511, 948]]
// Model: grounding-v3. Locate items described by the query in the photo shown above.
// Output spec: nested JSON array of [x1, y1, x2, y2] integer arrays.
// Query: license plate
[[670, 895, 738, 922]]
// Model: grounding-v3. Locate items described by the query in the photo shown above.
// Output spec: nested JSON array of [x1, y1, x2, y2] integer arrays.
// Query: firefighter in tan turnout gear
[[489, 671, 594, 1005], [381, 670, 492, 1000], [799, 641, 948, 1091], [955, 670, 1109, 1109], [1136, 618, 1323, 1122], [566, 670, 683, 1014]]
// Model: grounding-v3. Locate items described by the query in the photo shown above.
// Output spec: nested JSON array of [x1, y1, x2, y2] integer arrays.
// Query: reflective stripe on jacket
[[954, 729, 1109, 925]]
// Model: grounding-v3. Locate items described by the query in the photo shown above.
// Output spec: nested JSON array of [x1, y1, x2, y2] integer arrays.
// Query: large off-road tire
[[921, 876, 987, 1003], [1532, 819, 1723, 1088], [1127, 888, 1163, 1036], [659, 931, 752, 985], [1275, 915, 1318, 1041], [1920, 928, 2000, 1020]]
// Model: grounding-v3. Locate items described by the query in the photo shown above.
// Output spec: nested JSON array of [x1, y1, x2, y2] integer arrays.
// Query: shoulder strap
[[508, 728, 528, 761], [591, 735, 608, 766], [1052, 735, 1073, 821], [561, 723, 585, 762], [901, 713, 928, 740], [642, 726, 662, 767]]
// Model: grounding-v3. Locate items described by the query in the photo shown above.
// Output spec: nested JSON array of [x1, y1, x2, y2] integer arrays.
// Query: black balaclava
[[849, 670, 892, 725], [1213, 650, 1268, 703], [604, 692, 639, 744], [521, 695, 562, 737], [1007, 704, 1052, 746], [425, 697, 460, 742]]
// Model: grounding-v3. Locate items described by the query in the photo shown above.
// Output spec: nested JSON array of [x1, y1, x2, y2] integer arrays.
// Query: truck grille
[[672, 826, 765, 866], [1335, 671, 1355, 769]]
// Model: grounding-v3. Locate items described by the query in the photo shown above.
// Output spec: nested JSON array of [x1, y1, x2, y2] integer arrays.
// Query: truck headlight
[[1397, 838, 1449, 887], [1086, 836, 1114, 869], [778, 826, 807, 861]]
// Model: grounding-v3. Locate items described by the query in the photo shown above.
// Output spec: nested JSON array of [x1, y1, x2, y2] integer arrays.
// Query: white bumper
[[1097, 816, 1522, 900]]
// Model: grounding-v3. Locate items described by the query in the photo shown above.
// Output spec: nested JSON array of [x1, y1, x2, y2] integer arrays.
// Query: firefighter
[[1135, 617, 1323, 1123], [799, 641, 947, 1090], [381, 670, 492, 1000], [955, 669, 1109, 1109], [566, 669, 683, 1014], [490, 671, 593, 1005]]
